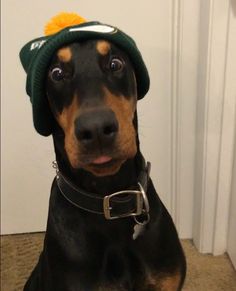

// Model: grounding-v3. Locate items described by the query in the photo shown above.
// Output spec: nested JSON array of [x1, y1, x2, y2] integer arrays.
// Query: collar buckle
[[103, 181, 150, 220], [103, 190, 143, 220]]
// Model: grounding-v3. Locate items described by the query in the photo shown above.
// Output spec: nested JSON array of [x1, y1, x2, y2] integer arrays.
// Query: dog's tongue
[[92, 156, 112, 165]]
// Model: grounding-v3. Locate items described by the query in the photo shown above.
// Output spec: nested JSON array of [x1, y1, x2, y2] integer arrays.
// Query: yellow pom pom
[[44, 12, 86, 36]]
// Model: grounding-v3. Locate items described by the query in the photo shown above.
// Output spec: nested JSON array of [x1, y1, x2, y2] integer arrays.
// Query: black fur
[[24, 40, 186, 291]]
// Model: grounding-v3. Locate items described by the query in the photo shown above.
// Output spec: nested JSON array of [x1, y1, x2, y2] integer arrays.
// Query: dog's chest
[[48, 194, 153, 289]]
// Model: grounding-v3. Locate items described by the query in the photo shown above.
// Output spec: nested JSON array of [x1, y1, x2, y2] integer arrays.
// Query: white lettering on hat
[[30, 40, 46, 51], [69, 24, 116, 34]]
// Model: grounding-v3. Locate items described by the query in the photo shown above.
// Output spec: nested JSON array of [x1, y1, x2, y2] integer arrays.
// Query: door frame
[[193, 0, 236, 255]]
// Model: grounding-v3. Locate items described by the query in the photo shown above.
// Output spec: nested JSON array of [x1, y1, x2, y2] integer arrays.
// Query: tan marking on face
[[57, 47, 72, 62], [83, 159, 126, 177], [57, 95, 80, 168], [76, 87, 137, 176], [96, 40, 111, 56], [55, 86, 137, 176], [103, 87, 137, 161]]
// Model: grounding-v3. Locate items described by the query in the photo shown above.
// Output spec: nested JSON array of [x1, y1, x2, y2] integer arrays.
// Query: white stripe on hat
[[69, 24, 116, 34]]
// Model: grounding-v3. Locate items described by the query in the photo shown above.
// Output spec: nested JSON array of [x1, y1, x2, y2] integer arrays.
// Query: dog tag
[[133, 223, 146, 240]]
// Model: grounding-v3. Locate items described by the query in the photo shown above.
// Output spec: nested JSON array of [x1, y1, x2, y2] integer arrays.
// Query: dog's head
[[47, 40, 137, 176], [19, 14, 150, 176]]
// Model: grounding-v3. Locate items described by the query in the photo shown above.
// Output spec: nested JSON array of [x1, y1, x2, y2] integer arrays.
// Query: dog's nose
[[75, 109, 119, 147]]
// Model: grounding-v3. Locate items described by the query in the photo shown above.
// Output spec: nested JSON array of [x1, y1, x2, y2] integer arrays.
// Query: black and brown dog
[[24, 40, 186, 290]]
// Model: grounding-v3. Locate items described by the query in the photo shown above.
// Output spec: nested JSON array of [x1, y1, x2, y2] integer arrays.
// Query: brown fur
[[143, 271, 182, 291], [103, 87, 137, 160], [57, 95, 80, 168], [97, 271, 181, 291], [96, 40, 111, 56], [57, 47, 72, 62]]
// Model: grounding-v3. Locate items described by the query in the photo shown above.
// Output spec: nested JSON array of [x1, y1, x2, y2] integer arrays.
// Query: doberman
[[24, 40, 186, 290]]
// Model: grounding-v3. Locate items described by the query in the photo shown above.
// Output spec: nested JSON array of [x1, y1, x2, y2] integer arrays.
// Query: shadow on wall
[[231, 0, 236, 16]]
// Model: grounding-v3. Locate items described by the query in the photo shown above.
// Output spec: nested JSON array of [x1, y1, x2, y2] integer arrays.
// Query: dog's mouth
[[90, 156, 123, 169], [92, 155, 113, 165], [79, 154, 126, 177], [64, 129, 137, 177]]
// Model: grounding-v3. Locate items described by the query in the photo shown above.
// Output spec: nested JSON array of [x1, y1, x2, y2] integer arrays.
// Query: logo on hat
[[30, 40, 46, 51]]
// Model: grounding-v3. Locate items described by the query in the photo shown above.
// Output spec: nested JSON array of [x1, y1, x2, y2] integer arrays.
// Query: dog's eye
[[109, 58, 124, 72], [50, 67, 65, 82]]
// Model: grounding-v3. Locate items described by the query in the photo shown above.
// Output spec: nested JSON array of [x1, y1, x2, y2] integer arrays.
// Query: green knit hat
[[19, 13, 150, 136]]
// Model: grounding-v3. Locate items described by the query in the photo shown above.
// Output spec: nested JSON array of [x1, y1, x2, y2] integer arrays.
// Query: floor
[[1, 233, 236, 290]]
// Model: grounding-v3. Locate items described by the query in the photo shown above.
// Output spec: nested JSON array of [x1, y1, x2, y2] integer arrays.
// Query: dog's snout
[[75, 109, 119, 146]]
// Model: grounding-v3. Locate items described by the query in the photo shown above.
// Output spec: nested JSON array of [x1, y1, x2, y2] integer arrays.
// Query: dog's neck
[[52, 130, 142, 197]]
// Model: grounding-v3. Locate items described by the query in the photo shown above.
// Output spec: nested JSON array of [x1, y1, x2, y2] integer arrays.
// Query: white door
[[1, 0, 198, 237], [226, 0, 236, 268], [227, 132, 236, 269]]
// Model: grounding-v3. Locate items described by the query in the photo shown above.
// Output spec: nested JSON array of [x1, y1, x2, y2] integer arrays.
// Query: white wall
[[2, 0, 197, 236]]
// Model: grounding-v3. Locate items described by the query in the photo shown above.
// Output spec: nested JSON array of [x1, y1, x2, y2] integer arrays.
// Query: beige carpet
[[1, 233, 236, 291]]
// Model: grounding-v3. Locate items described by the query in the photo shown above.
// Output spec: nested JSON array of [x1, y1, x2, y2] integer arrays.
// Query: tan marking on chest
[[57, 47, 72, 62], [96, 40, 111, 55], [145, 271, 182, 291], [97, 271, 181, 291]]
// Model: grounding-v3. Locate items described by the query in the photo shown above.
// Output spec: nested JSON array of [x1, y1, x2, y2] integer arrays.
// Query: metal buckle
[[103, 189, 144, 220], [52, 160, 59, 177]]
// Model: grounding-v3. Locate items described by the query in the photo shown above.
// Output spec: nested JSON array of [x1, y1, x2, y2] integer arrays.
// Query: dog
[[20, 14, 186, 291]]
